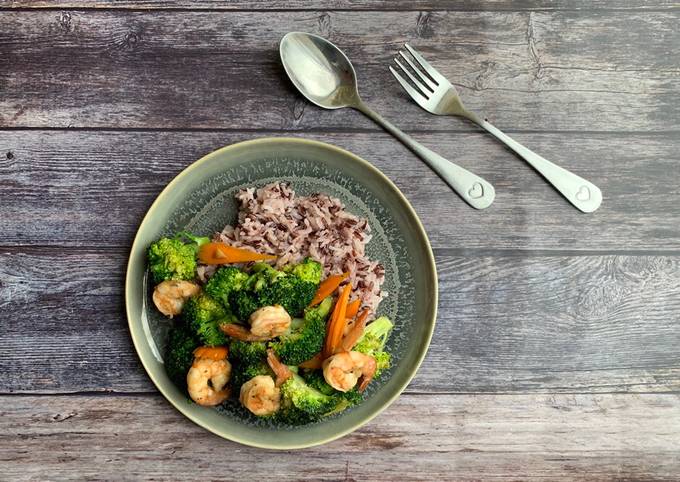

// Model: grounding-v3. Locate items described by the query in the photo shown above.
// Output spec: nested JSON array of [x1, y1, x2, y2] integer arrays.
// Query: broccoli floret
[[147, 238, 197, 284], [147, 232, 210, 284], [246, 263, 286, 291], [229, 339, 268, 367], [270, 296, 332, 365], [279, 373, 339, 423], [259, 275, 317, 318], [205, 266, 249, 308], [182, 293, 229, 347], [290, 257, 323, 285], [278, 371, 362, 424], [229, 289, 261, 321], [353, 316, 393, 376], [165, 325, 199, 390]]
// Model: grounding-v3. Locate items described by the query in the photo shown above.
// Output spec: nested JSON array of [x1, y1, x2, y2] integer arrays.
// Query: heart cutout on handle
[[468, 182, 484, 199], [576, 185, 591, 202]]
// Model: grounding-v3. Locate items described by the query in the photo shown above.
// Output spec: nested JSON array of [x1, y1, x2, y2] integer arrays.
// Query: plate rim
[[125, 136, 438, 449]]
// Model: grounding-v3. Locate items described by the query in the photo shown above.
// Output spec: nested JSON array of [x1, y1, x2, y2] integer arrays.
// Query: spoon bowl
[[280, 32, 361, 109]]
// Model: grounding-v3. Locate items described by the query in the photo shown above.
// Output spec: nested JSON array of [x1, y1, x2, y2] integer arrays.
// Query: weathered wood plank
[[2, 249, 679, 394], [2, 393, 679, 480], [1, 10, 678, 131], [2, 130, 679, 250], [3, 0, 679, 9]]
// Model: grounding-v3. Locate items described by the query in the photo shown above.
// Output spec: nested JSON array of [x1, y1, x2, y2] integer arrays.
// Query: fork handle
[[476, 119, 602, 213], [355, 102, 495, 210]]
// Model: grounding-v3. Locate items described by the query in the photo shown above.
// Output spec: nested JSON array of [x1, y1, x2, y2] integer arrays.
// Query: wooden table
[[2, 1, 679, 480]]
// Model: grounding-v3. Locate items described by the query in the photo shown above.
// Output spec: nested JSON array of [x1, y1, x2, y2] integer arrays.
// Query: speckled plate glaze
[[125, 137, 437, 449]]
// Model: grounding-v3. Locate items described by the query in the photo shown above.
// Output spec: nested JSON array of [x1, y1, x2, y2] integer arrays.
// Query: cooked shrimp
[[249, 305, 291, 338], [152, 280, 200, 317], [266, 349, 293, 387], [220, 305, 291, 341], [322, 351, 377, 393], [239, 375, 281, 416], [187, 346, 231, 406], [220, 323, 271, 342]]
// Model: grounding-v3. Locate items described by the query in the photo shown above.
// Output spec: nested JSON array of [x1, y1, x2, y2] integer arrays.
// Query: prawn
[[239, 375, 281, 416], [187, 346, 231, 406], [220, 305, 291, 342], [266, 349, 293, 387], [220, 323, 271, 342], [249, 305, 291, 338], [322, 351, 376, 393], [152, 280, 200, 318]]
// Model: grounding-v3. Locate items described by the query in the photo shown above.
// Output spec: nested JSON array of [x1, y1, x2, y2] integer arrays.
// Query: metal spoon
[[279, 32, 495, 210]]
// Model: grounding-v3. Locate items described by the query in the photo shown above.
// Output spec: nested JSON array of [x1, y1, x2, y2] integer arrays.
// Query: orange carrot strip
[[198, 242, 276, 265], [341, 309, 370, 352], [193, 346, 228, 361], [299, 353, 323, 370], [325, 283, 352, 357], [310, 272, 349, 306], [345, 299, 361, 319]]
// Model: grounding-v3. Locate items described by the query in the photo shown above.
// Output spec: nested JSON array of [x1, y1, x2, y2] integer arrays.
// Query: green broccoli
[[278, 373, 339, 423], [247, 262, 286, 291], [147, 232, 210, 284], [258, 275, 317, 318], [176, 231, 211, 248], [353, 316, 393, 376], [182, 293, 230, 347], [228, 339, 268, 367], [164, 325, 199, 390], [290, 258, 323, 285], [229, 289, 262, 321], [205, 266, 249, 308], [269, 296, 332, 365]]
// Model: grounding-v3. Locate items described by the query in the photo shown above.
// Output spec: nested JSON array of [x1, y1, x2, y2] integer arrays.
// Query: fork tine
[[404, 43, 444, 83], [397, 51, 437, 90], [394, 57, 431, 95], [389, 65, 428, 103]]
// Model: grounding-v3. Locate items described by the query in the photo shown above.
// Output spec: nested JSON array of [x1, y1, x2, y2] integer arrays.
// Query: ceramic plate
[[125, 137, 437, 449]]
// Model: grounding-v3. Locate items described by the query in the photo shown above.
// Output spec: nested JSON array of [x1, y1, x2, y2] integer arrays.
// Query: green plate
[[125, 137, 437, 449]]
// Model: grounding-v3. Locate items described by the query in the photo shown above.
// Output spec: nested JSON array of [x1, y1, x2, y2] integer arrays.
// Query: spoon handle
[[355, 102, 495, 210], [476, 118, 602, 213]]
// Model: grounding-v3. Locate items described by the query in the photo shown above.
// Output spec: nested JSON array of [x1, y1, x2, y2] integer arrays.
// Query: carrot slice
[[193, 346, 228, 361], [198, 242, 276, 265], [323, 283, 352, 358], [310, 272, 349, 306], [299, 353, 323, 369], [345, 299, 361, 319], [341, 309, 370, 352]]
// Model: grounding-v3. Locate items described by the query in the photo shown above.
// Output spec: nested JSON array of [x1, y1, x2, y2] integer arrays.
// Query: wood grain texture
[[2, 249, 678, 394], [2, 130, 679, 250], [2, 393, 679, 480], [1, 10, 679, 131], [3, 1, 678, 10]]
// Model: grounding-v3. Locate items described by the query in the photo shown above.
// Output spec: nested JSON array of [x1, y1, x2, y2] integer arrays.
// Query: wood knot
[[123, 31, 141, 50], [57, 12, 72, 33], [318, 13, 331, 38], [416, 12, 435, 39], [6, 151, 14, 160]]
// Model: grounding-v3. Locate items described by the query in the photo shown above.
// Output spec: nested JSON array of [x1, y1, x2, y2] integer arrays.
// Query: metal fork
[[390, 44, 602, 213]]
